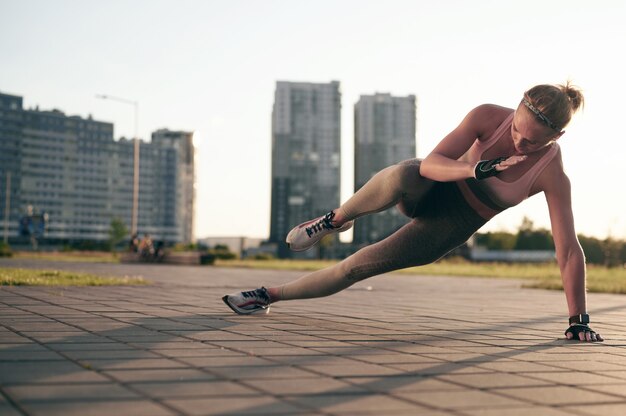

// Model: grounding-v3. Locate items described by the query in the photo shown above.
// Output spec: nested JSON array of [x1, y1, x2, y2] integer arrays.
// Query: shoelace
[[306, 211, 337, 238], [241, 287, 270, 303]]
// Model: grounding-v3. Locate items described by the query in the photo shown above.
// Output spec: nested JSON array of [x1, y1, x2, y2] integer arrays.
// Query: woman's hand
[[474, 155, 527, 179], [565, 324, 604, 342]]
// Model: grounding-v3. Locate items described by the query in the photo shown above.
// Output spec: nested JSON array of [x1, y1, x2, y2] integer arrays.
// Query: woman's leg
[[333, 159, 433, 226], [275, 213, 473, 301], [286, 159, 433, 252], [224, 182, 486, 314], [277, 160, 438, 301]]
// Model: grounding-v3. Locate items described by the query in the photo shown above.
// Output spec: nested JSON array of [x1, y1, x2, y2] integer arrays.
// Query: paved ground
[[1, 258, 626, 416]]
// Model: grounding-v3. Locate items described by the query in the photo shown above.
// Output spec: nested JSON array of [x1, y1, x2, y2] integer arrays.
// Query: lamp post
[[95, 94, 140, 236], [3, 172, 10, 243]]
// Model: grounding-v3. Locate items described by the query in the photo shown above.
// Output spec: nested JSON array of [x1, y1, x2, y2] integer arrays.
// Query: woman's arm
[[419, 105, 488, 181], [541, 158, 602, 341], [420, 104, 523, 181]]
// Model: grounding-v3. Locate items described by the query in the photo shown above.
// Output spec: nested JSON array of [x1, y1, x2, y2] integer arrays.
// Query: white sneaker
[[222, 287, 271, 315], [286, 211, 353, 252]]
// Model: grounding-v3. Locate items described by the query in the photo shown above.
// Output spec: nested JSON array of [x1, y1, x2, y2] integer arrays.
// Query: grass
[[6, 253, 625, 293], [0, 268, 148, 286], [215, 258, 626, 294], [13, 251, 120, 263]]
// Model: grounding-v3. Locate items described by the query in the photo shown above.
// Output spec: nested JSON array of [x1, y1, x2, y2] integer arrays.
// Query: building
[[0, 93, 24, 241], [353, 93, 416, 246], [0, 91, 194, 245], [269, 81, 342, 258], [150, 129, 195, 243]]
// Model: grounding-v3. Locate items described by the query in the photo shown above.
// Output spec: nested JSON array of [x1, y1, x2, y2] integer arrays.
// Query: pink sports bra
[[456, 112, 559, 219]]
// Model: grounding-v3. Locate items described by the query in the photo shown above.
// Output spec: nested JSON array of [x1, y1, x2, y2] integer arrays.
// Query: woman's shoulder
[[468, 104, 514, 139], [472, 103, 514, 121], [536, 144, 567, 193]]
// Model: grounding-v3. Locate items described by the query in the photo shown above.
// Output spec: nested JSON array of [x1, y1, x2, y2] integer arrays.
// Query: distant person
[[139, 234, 154, 259], [154, 240, 165, 261], [223, 82, 603, 342], [129, 233, 140, 253]]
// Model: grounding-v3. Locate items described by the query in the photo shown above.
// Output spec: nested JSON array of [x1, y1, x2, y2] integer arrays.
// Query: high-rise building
[[0, 93, 24, 240], [269, 81, 341, 257], [0, 91, 194, 244], [150, 129, 195, 243], [353, 93, 416, 246]]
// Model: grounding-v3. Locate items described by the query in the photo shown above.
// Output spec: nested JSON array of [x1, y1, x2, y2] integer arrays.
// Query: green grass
[[0, 268, 148, 286], [13, 251, 120, 263], [215, 258, 626, 294]]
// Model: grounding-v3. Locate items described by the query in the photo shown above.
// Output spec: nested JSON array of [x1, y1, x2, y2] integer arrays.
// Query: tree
[[474, 232, 516, 250], [108, 217, 128, 251], [577, 235, 604, 264], [514, 216, 554, 251]]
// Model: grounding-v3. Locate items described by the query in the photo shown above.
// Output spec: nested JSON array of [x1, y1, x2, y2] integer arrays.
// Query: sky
[[1, 0, 625, 240]]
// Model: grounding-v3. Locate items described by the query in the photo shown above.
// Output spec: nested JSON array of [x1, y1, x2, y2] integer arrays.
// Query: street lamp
[[3, 171, 10, 243], [95, 94, 140, 236]]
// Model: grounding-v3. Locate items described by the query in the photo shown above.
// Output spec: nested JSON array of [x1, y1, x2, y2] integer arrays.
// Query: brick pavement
[[1, 258, 625, 415]]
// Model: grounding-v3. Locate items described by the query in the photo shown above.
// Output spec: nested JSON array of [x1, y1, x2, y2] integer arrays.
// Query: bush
[[0, 242, 13, 257], [200, 253, 216, 265], [252, 253, 274, 260], [208, 249, 238, 260]]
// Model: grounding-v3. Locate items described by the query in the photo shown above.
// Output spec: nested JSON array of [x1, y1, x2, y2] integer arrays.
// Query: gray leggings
[[279, 159, 487, 301]]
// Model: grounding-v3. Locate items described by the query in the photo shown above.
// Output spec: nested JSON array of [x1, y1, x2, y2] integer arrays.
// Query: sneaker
[[286, 211, 353, 252], [222, 287, 271, 315]]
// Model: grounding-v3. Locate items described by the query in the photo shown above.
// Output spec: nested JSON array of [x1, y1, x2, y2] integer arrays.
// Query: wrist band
[[474, 157, 507, 180], [569, 314, 590, 325]]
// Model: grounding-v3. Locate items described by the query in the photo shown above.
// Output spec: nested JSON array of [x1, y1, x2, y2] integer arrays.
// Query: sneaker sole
[[222, 295, 270, 315]]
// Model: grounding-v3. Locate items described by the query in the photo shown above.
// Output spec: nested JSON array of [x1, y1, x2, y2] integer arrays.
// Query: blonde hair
[[523, 81, 584, 130]]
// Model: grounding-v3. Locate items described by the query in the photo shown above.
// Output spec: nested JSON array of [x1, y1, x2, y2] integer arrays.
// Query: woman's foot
[[286, 210, 353, 252], [222, 287, 271, 315]]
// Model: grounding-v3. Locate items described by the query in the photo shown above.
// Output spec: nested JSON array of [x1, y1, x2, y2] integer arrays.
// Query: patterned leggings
[[279, 159, 488, 301]]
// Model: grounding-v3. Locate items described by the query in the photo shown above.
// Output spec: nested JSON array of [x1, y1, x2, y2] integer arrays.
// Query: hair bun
[[561, 81, 584, 112]]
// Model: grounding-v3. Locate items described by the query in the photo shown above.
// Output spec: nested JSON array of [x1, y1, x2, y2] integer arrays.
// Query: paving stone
[[459, 405, 575, 415], [0, 361, 110, 384], [5, 383, 140, 402], [438, 372, 552, 389], [496, 385, 621, 405], [62, 349, 161, 360], [105, 368, 217, 382], [130, 380, 258, 398], [245, 376, 368, 395], [341, 376, 465, 393], [165, 396, 305, 415], [0, 342, 48, 351], [547, 360, 626, 372], [76, 358, 187, 370], [0, 350, 66, 361], [208, 365, 319, 380], [347, 353, 444, 365], [584, 384, 626, 399], [522, 371, 626, 386], [0, 404, 22, 416], [476, 361, 565, 373], [566, 403, 626, 416], [286, 393, 428, 413], [387, 362, 491, 375], [43, 342, 133, 351], [179, 355, 276, 367], [300, 362, 402, 377], [21, 400, 175, 416], [396, 389, 528, 409]]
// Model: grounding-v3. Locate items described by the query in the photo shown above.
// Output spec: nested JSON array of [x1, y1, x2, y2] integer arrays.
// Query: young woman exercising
[[223, 82, 603, 342]]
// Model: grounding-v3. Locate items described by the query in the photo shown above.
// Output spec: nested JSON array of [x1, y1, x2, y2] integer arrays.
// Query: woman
[[223, 82, 603, 343]]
